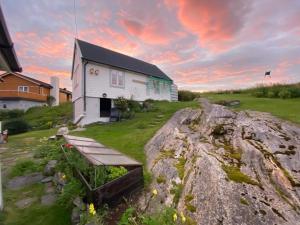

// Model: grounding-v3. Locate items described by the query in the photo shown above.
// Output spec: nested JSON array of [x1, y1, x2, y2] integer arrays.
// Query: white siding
[[85, 63, 172, 101], [72, 42, 83, 101]]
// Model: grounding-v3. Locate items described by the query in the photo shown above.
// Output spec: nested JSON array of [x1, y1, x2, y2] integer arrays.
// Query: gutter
[[83, 60, 88, 112]]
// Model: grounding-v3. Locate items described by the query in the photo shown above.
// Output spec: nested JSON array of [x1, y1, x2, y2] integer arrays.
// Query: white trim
[[18, 86, 29, 92]]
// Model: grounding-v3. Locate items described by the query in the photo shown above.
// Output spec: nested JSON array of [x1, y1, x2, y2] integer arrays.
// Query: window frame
[[110, 69, 125, 88], [18, 86, 29, 93]]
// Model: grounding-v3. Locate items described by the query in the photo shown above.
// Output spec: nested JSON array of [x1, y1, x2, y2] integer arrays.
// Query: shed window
[[111, 70, 125, 88], [18, 86, 29, 92]]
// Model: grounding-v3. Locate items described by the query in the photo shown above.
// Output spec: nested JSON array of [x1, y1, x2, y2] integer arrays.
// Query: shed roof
[[76, 39, 172, 81], [64, 135, 142, 166]]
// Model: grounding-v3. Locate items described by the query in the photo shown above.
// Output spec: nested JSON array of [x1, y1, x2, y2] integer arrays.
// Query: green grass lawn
[[203, 93, 300, 124], [75, 101, 199, 164]]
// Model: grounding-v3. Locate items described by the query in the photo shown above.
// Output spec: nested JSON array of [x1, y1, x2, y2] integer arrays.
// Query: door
[[100, 98, 111, 117]]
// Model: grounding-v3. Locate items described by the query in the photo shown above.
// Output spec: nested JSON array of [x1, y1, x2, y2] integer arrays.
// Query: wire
[[73, 0, 78, 38]]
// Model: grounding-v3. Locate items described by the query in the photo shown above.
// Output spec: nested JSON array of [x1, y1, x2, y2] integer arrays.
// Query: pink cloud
[[174, 0, 251, 50], [120, 18, 179, 45]]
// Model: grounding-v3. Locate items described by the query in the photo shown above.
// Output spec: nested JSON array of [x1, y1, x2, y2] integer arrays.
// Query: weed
[[222, 165, 259, 186]]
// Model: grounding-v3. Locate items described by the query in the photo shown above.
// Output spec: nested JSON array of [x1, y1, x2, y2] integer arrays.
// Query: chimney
[[50, 76, 59, 106]]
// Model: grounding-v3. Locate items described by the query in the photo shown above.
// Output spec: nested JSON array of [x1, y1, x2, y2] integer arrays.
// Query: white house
[[71, 39, 178, 126]]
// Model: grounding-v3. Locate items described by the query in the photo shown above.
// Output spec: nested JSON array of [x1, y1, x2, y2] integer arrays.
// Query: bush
[[128, 99, 142, 112], [278, 89, 292, 99], [0, 109, 24, 120], [114, 97, 128, 112], [3, 118, 30, 134], [178, 90, 200, 101], [267, 91, 276, 98]]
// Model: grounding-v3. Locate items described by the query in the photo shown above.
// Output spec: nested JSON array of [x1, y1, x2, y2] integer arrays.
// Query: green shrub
[[178, 90, 200, 101], [3, 118, 30, 134], [128, 99, 142, 112], [9, 159, 41, 178], [278, 89, 292, 99], [58, 178, 85, 207], [252, 91, 265, 98], [0, 109, 24, 120], [121, 111, 135, 119], [267, 91, 276, 98], [114, 97, 128, 112], [106, 166, 128, 182]]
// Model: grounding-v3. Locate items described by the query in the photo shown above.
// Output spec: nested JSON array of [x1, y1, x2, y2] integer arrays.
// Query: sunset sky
[[2, 0, 300, 91]]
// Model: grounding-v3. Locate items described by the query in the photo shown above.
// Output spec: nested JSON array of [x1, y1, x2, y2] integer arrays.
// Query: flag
[[265, 71, 271, 76]]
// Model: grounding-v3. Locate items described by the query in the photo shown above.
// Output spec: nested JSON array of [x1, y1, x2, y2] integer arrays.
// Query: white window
[[18, 86, 29, 92], [153, 80, 160, 94], [110, 69, 125, 88]]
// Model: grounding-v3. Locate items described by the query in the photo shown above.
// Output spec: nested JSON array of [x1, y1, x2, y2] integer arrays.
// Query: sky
[[2, 0, 300, 92]]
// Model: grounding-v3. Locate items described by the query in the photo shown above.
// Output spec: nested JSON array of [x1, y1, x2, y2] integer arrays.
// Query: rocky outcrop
[[141, 99, 300, 225]]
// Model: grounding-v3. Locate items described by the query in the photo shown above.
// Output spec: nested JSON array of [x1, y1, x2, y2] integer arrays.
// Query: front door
[[100, 98, 111, 117]]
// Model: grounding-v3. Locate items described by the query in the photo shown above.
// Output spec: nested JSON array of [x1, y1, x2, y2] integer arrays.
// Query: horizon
[[2, 0, 300, 92]]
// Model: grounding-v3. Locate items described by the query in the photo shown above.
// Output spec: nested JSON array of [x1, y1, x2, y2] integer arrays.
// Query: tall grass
[[207, 82, 300, 99]]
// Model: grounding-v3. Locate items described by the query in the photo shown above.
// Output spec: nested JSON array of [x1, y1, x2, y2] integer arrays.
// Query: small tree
[[114, 97, 128, 113], [47, 96, 56, 106]]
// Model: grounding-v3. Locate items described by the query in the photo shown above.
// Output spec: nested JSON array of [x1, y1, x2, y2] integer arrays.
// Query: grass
[[75, 101, 199, 164], [9, 159, 42, 178], [24, 102, 72, 130], [204, 93, 300, 124], [1, 183, 71, 225]]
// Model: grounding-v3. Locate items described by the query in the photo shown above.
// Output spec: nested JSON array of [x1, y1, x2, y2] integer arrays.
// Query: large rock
[[7, 172, 44, 190], [141, 98, 300, 225], [43, 160, 57, 176], [56, 127, 69, 136], [41, 193, 57, 206], [15, 197, 37, 208]]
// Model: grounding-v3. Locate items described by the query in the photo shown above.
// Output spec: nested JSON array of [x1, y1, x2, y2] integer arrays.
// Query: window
[[110, 70, 125, 88], [153, 80, 160, 94], [18, 86, 29, 92], [39, 87, 44, 94]]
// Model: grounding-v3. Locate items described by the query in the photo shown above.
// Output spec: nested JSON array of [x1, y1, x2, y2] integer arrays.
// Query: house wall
[[0, 99, 45, 110], [72, 43, 83, 101], [71, 42, 84, 124], [0, 74, 50, 103], [85, 63, 172, 101]]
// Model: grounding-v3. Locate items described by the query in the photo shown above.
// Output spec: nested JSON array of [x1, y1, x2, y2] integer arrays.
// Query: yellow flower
[[180, 212, 186, 223], [173, 213, 177, 222], [152, 189, 158, 196], [89, 203, 96, 216], [62, 174, 66, 179]]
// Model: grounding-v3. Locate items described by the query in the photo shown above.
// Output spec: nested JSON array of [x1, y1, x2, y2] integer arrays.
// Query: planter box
[[61, 135, 144, 207]]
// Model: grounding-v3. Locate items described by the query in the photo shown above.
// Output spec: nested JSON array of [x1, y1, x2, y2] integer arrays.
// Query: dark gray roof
[[0, 5, 22, 72], [77, 39, 172, 81]]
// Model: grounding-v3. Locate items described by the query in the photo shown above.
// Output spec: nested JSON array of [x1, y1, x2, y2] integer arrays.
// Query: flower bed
[[60, 140, 143, 207]]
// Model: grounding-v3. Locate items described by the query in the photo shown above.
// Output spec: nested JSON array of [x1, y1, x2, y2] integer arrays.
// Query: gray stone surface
[[15, 197, 37, 208], [7, 172, 44, 190], [71, 207, 81, 225], [45, 182, 55, 194], [140, 99, 300, 225], [41, 176, 53, 183], [56, 127, 69, 136], [43, 160, 57, 176], [41, 193, 57, 206], [73, 196, 85, 210]]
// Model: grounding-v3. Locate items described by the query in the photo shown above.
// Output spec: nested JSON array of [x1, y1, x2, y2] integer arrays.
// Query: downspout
[[83, 61, 88, 112]]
